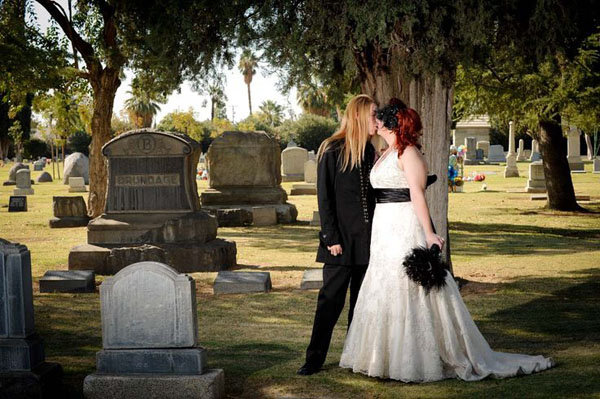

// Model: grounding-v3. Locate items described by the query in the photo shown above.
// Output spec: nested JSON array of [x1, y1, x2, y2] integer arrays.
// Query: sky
[[32, 2, 302, 125]]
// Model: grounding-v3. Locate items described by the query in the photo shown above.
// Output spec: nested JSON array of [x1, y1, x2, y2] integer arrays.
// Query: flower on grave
[[454, 177, 464, 186], [474, 173, 486, 181]]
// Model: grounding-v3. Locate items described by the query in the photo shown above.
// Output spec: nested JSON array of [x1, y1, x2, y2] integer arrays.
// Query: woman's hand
[[327, 244, 343, 256], [426, 233, 445, 250]]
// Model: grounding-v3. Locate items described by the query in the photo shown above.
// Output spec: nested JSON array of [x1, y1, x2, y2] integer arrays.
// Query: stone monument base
[[96, 348, 207, 374], [504, 167, 519, 177], [0, 335, 45, 371], [83, 368, 224, 399], [0, 362, 63, 399], [290, 183, 317, 195], [2, 180, 16, 186], [39, 270, 95, 293], [213, 271, 272, 294], [526, 185, 546, 193], [13, 188, 34, 196], [282, 173, 303, 182], [49, 216, 90, 228], [68, 240, 236, 275], [201, 187, 287, 206], [68, 187, 87, 193], [568, 161, 584, 172], [203, 203, 297, 227]]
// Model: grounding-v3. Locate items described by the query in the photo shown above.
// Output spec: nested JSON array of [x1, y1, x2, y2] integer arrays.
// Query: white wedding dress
[[339, 149, 554, 382]]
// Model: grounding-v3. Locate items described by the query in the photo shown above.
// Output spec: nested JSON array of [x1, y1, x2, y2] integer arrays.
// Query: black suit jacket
[[315, 139, 376, 266]]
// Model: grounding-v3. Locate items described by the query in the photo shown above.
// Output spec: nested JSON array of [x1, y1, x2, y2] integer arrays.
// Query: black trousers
[[305, 263, 367, 367]]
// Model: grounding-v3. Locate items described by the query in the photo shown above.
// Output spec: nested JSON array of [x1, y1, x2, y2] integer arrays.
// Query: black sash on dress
[[374, 174, 437, 203]]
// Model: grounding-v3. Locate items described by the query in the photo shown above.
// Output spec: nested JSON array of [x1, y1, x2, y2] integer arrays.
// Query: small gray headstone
[[7, 162, 28, 182], [68, 177, 87, 192], [39, 270, 95, 293], [13, 169, 34, 195], [252, 206, 277, 226], [33, 161, 44, 171], [300, 269, 323, 290], [213, 271, 272, 294], [36, 171, 53, 183]]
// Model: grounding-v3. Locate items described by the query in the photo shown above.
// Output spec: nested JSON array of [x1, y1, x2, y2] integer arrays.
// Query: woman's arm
[[401, 146, 444, 249]]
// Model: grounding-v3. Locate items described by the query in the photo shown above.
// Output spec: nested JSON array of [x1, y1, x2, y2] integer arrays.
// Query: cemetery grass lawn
[[1, 161, 599, 398]]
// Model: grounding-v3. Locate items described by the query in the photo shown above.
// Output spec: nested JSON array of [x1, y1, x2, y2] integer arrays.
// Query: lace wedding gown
[[339, 149, 554, 382]]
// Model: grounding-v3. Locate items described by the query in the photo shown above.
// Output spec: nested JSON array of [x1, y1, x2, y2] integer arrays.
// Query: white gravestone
[[526, 161, 546, 193], [63, 152, 89, 184], [530, 140, 542, 162], [567, 127, 584, 171], [281, 146, 309, 182], [504, 121, 519, 177], [291, 159, 318, 195], [68, 176, 87, 193], [516, 139, 527, 161], [13, 169, 34, 196]]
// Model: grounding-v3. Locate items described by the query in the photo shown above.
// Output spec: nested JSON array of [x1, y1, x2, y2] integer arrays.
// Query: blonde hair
[[317, 94, 374, 171]]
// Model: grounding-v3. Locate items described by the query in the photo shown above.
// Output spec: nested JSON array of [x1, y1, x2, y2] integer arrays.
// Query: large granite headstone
[[281, 146, 309, 181], [200, 131, 298, 226], [487, 145, 506, 163], [13, 169, 34, 195], [83, 261, 224, 399], [0, 239, 63, 398], [62, 152, 89, 184], [69, 129, 236, 275]]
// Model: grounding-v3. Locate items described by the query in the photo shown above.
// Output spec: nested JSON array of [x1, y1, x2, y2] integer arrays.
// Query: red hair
[[389, 98, 422, 156]]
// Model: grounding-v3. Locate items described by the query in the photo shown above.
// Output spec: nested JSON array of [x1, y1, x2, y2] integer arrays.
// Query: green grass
[[1, 160, 600, 398]]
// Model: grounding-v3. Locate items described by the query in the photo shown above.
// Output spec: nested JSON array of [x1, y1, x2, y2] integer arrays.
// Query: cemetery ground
[[1, 162, 599, 399]]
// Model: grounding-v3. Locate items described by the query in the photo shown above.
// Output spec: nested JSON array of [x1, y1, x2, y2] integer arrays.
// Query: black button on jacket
[[316, 140, 376, 266]]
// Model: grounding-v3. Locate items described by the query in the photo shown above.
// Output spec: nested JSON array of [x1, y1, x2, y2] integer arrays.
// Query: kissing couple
[[297, 94, 554, 382]]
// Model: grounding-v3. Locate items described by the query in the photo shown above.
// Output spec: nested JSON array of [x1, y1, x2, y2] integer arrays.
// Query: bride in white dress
[[339, 99, 554, 382]]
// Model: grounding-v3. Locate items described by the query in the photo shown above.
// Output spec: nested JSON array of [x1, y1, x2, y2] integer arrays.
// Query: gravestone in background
[[13, 169, 34, 196], [3, 162, 28, 186], [62, 152, 89, 184], [504, 121, 520, 177], [476, 141, 490, 158], [201, 131, 297, 226], [49, 196, 90, 228], [68, 176, 87, 192], [84, 261, 224, 399], [36, 171, 53, 183], [526, 161, 547, 193], [281, 145, 309, 182], [516, 139, 527, 161], [69, 129, 236, 275], [487, 145, 506, 163], [0, 239, 63, 398], [567, 127, 584, 171], [8, 196, 27, 212], [463, 137, 478, 165], [530, 140, 542, 162], [291, 159, 318, 195]]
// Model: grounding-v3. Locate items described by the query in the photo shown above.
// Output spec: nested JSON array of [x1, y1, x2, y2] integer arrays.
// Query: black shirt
[[316, 139, 376, 266]]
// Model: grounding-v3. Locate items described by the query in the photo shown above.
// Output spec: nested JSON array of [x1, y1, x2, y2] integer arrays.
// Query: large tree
[[455, 23, 599, 211], [0, 0, 65, 159], [251, 0, 497, 259], [35, 0, 246, 217]]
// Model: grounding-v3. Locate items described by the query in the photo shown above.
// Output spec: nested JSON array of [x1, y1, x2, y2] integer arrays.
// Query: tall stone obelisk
[[504, 121, 519, 177]]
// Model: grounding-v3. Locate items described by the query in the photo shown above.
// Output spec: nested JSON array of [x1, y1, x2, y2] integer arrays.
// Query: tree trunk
[[357, 51, 453, 265], [247, 83, 252, 115], [537, 119, 585, 212], [88, 68, 121, 218], [0, 91, 9, 160]]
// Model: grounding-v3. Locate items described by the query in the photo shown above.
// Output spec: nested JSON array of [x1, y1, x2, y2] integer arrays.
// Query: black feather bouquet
[[402, 244, 449, 293]]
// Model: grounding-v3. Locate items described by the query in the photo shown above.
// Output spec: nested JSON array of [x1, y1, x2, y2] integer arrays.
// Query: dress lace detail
[[339, 149, 554, 382]]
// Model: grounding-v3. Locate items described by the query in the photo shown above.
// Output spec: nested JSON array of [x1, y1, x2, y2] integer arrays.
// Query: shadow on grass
[[450, 221, 600, 256], [220, 225, 319, 254], [234, 263, 314, 272]]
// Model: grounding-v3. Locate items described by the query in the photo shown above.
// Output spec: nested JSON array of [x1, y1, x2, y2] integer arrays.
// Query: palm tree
[[238, 49, 258, 115], [259, 100, 284, 127], [296, 82, 330, 117], [124, 90, 162, 128]]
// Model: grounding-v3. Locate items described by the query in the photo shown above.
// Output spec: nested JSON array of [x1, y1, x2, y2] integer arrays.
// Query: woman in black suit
[[298, 94, 378, 375]]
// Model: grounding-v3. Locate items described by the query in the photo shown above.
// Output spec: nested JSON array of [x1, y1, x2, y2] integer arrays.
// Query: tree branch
[[35, 0, 97, 71]]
